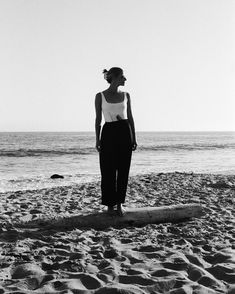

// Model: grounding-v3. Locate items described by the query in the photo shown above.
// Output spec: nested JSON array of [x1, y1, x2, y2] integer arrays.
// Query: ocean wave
[[139, 143, 235, 151], [0, 147, 96, 157], [0, 143, 234, 157]]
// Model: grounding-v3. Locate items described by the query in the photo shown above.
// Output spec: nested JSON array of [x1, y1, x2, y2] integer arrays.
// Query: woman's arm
[[95, 93, 102, 152], [126, 92, 137, 151]]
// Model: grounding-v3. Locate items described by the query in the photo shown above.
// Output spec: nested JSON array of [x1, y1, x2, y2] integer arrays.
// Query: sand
[[0, 172, 234, 293]]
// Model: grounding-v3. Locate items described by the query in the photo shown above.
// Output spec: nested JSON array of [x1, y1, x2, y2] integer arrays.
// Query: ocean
[[0, 131, 234, 193]]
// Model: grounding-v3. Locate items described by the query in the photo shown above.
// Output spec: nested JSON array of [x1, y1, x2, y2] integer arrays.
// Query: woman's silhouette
[[95, 67, 137, 216]]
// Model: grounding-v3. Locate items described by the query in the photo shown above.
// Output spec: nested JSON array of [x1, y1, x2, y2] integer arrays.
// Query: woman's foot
[[117, 204, 125, 216], [107, 206, 115, 215]]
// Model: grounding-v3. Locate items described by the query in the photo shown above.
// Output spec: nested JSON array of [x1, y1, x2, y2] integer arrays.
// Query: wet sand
[[0, 172, 234, 293]]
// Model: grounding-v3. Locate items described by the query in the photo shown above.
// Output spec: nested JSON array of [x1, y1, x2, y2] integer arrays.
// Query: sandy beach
[[0, 172, 234, 293]]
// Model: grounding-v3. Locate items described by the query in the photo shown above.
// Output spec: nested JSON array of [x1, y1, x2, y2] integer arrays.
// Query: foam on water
[[0, 131, 234, 192]]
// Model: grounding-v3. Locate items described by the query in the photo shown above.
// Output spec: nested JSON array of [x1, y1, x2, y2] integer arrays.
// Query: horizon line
[[0, 130, 234, 133]]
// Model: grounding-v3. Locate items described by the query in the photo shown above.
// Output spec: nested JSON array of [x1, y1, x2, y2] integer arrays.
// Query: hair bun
[[102, 67, 123, 84], [103, 69, 109, 80]]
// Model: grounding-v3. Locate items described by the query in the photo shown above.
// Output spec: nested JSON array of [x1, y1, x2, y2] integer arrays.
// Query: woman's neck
[[107, 84, 119, 93]]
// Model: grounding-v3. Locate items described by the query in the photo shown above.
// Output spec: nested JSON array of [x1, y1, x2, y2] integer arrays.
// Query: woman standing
[[95, 67, 137, 216]]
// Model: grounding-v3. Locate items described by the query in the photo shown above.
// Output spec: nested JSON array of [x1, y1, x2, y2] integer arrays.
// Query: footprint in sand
[[162, 260, 189, 272], [118, 274, 156, 286], [207, 264, 235, 284], [11, 263, 45, 280], [103, 248, 119, 259], [151, 268, 185, 279], [204, 250, 235, 264], [95, 284, 146, 294], [187, 263, 226, 292], [41, 274, 103, 292]]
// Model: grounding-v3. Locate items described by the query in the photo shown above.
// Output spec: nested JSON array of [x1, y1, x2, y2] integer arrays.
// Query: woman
[[95, 67, 137, 216]]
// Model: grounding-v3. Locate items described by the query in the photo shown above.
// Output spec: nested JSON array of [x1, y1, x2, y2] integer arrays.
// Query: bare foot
[[106, 206, 115, 215], [116, 204, 125, 216]]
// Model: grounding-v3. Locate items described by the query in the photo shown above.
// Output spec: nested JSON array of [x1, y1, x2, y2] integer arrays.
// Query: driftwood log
[[34, 204, 204, 230]]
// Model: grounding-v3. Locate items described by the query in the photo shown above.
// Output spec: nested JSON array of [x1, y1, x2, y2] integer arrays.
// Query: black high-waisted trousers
[[99, 119, 132, 206]]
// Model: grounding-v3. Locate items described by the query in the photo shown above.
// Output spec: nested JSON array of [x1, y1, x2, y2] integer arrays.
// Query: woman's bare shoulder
[[95, 92, 102, 100]]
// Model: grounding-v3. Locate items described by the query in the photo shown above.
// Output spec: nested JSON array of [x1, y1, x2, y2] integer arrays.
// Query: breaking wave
[[139, 143, 235, 152], [0, 147, 96, 157], [0, 143, 234, 157]]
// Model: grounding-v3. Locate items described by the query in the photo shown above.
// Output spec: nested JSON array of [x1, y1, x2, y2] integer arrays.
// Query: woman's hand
[[96, 140, 101, 152], [132, 141, 137, 151]]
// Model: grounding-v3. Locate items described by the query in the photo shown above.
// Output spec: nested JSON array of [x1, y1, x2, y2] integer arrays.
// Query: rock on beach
[[50, 174, 64, 179]]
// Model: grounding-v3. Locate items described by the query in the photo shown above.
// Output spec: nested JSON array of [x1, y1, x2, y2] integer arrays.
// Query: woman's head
[[103, 67, 126, 86]]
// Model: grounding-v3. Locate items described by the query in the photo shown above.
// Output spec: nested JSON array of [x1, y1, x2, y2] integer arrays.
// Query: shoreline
[[1, 171, 234, 195], [0, 172, 234, 293]]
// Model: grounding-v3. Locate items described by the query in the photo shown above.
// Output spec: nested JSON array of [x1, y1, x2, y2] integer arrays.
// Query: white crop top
[[101, 92, 128, 122]]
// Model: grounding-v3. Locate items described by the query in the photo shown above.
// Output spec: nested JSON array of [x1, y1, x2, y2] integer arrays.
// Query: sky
[[0, 0, 234, 132]]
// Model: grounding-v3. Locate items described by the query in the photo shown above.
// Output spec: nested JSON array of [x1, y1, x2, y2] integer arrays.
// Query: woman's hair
[[103, 67, 123, 84]]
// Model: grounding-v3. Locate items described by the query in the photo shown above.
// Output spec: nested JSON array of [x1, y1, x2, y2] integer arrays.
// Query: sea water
[[0, 132, 234, 192]]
